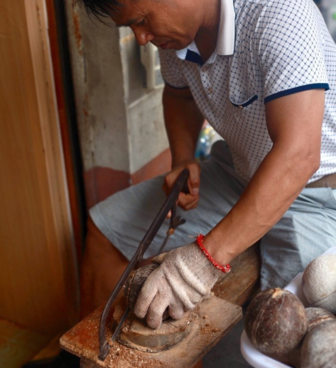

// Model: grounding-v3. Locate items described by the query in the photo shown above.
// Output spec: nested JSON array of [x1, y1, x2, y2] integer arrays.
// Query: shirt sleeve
[[159, 49, 189, 88], [255, 0, 329, 103]]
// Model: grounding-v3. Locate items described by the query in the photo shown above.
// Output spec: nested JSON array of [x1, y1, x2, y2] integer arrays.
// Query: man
[[80, 0, 336, 332]]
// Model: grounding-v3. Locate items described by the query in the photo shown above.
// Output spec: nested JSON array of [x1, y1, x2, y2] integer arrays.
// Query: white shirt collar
[[217, 0, 235, 55], [176, 0, 235, 62]]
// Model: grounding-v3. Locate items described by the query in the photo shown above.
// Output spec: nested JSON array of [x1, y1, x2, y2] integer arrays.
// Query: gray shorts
[[90, 141, 336, 289]]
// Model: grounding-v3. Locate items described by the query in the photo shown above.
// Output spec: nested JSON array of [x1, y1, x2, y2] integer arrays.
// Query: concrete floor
[[203, 315, 252, 368]]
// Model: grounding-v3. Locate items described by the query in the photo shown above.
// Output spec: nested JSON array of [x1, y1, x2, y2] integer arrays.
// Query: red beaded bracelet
[[196, 234, 231, 273]]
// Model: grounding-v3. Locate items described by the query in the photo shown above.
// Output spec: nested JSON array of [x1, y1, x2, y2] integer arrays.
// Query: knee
[[84, 216, 113, 258], [85, 215, 118, 254], [84, 215, 128, 264], [86, 216, 106, 242]]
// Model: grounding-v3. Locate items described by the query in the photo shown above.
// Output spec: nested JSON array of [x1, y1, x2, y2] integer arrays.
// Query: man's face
[[110, 0, 200, 50]]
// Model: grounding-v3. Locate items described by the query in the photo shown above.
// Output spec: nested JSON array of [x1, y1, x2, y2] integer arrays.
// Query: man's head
[[79, 0, 122, 18], [78, 0, 208, 51]]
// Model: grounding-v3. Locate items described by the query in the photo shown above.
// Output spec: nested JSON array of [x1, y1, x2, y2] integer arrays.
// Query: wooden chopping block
[[213, 243, 261, 306], [60, 244, 260, 367], [60, 295, 242, 368]]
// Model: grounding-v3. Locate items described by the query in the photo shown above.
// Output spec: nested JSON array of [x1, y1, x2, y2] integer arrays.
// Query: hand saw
[[98, 168, 190, 360]]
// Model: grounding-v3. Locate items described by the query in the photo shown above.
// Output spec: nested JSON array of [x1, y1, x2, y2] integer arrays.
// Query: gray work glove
[[134, 243, 223, 329]]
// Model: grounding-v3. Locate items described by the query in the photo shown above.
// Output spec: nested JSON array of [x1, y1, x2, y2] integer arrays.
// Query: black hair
[[77, 0, 123, 18]]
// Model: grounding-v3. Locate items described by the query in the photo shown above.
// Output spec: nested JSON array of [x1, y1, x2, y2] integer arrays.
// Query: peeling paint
[[65, 0, 168, 181], [83, 93, 89, 117], [72, 7, 83, 55]]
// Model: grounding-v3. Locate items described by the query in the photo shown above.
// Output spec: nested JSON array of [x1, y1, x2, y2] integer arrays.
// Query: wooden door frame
[[0, 0, 79, 333], [24, 0, 80, 330], [45, 0, 87, 264]]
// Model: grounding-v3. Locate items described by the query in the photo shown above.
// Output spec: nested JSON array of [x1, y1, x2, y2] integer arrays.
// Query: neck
[[195, 0, 221, 61]]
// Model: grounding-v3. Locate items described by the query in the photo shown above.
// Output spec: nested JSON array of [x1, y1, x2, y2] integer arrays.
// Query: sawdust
[[199, 316, 220, 341], [106, 341, 167, 368], [61, 295, 240, 368]]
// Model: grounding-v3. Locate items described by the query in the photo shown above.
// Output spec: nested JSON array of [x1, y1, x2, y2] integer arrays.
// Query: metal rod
[[111, 306, 130, 342], [111, 205, 186, 343], [98, 168, 189, 360]]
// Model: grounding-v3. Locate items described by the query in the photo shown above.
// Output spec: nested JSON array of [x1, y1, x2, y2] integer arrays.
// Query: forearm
[[163, 85, 204, 167], [204, 89, 325, 265], [204, 144, 320, 264]]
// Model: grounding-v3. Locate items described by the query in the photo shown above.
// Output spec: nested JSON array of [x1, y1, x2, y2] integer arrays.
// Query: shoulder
[[235, 0, 319, 25], [235, 0, 323, 47]]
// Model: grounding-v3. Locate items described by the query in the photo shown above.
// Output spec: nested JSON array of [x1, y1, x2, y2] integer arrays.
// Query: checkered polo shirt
[[159, 0, 336, 183]]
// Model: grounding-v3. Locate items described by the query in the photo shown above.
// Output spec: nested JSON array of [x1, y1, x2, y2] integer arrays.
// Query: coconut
[[245, 288, 308, 361], [305, 307, 336, 332], [301, 319, 336, 368], [302, 254, 336, 314]]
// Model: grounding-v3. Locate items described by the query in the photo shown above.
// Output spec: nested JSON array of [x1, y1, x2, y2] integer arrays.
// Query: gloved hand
[[134, 242, 223, 329]]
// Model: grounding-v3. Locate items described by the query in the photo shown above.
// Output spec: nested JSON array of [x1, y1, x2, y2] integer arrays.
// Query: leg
[[80, 142, 247, 318], [89, 141, 247, 261], [260, 187, 336, 289], [83, 141, 246, 315], [80, 216, 129, 318]]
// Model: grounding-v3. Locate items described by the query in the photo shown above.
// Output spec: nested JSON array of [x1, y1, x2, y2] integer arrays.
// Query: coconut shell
[[302, 254, 336, 314], [287, 307, 336, 368], [124, 263, 170, 321], [245, 288, 308, 358], [301, 319, 336, 368], [124, 263, 159, 311], [306, 307, 336, 332]]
